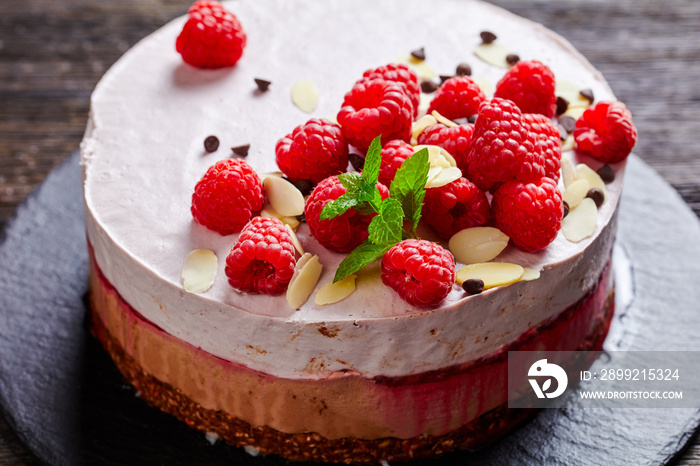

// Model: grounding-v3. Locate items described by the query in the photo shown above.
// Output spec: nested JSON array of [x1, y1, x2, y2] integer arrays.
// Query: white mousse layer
[[81, 0, 624, 379]]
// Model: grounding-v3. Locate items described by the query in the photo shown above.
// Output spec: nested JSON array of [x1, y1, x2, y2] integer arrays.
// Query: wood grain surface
[[1, 0, 699, 464]]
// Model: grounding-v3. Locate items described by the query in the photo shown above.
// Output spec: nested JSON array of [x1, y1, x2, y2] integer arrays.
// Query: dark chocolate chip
[[439, 74, 453, 84], [204, 135, 219, 153], [295, 213, 306, 223], [292, 179, 314, 197], [453, 118, 470, 126], [462, 278, 485, 295], [420, 80, 439, 93], [349, 153, 365, 172], [231, 144, 250, 157], [505, 54, 520, 65], [558, 124, 568, 141], [556, 96, 569, 116], [596, 164, 615, 183], [579, 88, 594, 103], [559, 115, 576, 134], [586, 188, 605, 208], [456, 63, 472, 76], [468, 114, 478, 124], [410, 47, 426, 61], [563, 200, 570, 218], [480, 31, 497, 44], [254, 78, 271, 92]]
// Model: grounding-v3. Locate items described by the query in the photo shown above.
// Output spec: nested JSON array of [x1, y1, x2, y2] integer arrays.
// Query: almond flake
[[448, 226, 510, 265], [315, 275, 357, 305], [260, 205, 299, 229], [563, 178, 591, 209], [291, 80, 319, 113], [181, 249, 218, 293], [426, 166, 461, 188], [471, 77, 493, 97], [521, 268, 541, 281], [576, 163, 607, 203], [395, 55, 436, 81], [474, 43, 511, 69], [562, 197, 598, 242], [286, 254, 323, 309], [561, 155, 577, 188], [555, 79, 592, 109], [561, 135, 575, 152], [416, 145, 457, 168], [411, 114, 438, 140], [563, 106, 586, 120], [456, 262, 524, 290], [285, 224, 304, 256], [263, 175, 305, 216], [431, 110, 458, 128]]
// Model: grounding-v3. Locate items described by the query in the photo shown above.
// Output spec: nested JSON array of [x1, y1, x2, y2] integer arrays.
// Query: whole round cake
[[81, 0, 636, 463]]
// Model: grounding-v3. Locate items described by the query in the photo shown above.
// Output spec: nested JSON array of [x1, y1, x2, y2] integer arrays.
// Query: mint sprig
[[321, 135, 431, 282]]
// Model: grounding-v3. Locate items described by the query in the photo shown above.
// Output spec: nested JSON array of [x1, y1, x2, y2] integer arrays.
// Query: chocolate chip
[[439, 74, 453, 84], [462, 278, 485, 295], [468, 114, 478, 124], [456, 63, 472, 76], [410, 47, 426, 61], [558, 124, 568, 141], [292, 179, 314, 197], [295, 212, 306, 223], [480, 31, 497, 44], [231, 144, 250, 157], [579, 88, 594, 103], [349, 153, 365, 172], [254, 78, 271, 92], [556, 96, 569, 116], [506, 54, 520, 65], [596, 164, 615, 183], [563, 200, 570, 218], [586, 188, 605, 208], [453, 118, 470, 125], [204, 135, 219, 153], [420, 80, 439, 93], [559, 115, 576, 134]]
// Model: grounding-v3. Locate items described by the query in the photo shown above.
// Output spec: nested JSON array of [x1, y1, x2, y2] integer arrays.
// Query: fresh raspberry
[[573, 101, 638, 163], [494, 60, 557, 117], [378, 140, 415, 188], [337, 78, 413, 152], [362, 64, 420, 117], [191, 159, 264, 235], [423, 177, 490, 240], [521, 113, 562, 182], [176, 0, 247, 69], [466, 98, 546, 191], [491, 177, 563, 252], [275, 118, 349, 185], [427, 76, 486, 121], [381, 239, 455, 308], [417, 123, 475, 173], [305, 176, 389, 252], [225, 217, 296, 295]]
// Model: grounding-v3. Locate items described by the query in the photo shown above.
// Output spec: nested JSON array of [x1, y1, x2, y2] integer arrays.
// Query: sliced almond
[[563, 106, 586, 121], [561, 155, 577, 188], [561, 135, 575, 152], [182, 249, 218, 293], [471, 77, 493, 97], [315, 275, 357, 306], [395, 55, 436, 81], [291, 80, 319, 113], [261, 205, 300, 230], [456, 262, 524, 290], [521, 268, 541, 281], [426, 165, 443, 185], [415, 145, 457, 168], [259, 171, 284, 180], [426, 166, 461, 188], [263, 176, 305, 217], [417, 92, 433, 118], [555, 79, 592, 109], [285, 224, 304, 256], [286, 254, 323, 309], [474, 43, 511, 69], [563, 178, 591, 210], [576, 164, 607, 203], [431, 110, 458, 128], [448, 226, 510, 265], [411, 114, 438, 140], [562, 197, 598, 242]]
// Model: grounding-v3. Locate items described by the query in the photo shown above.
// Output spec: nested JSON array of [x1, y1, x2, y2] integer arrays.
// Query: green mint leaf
[[360, 135, 383, 187], [356, 182, 382, 206], [320, 189, 359, 220], [368, 198, 404, 246], [337, 172, 361, 190], [389, 147, 430, 230], [334, 241, 390, 282]]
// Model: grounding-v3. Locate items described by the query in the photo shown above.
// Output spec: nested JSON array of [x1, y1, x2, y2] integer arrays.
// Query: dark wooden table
[[1, 0, 699, 464]]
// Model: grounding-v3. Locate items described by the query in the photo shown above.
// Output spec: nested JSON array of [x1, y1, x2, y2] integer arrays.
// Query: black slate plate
[[1, 152, 700, 466]]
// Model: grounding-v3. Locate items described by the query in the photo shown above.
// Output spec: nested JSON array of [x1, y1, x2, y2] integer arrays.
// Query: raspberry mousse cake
[[81, 0, 636, 463]]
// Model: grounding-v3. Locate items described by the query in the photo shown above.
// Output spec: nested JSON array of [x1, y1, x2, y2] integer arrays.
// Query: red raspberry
[[362, 64, 420, 117], [417, 123, 475, 174], [573, 101, 638, 163], [423, 177, 490, 240], [427, 76, 486, 121], [521, 113, 562, 182], [305, 176, 389, 252], [466, 98, 546, 191], [381, 239, 455, 308], [191, 159, 264, 235], [378, 140, 415, 188], [176, 0, 246, 69], [337, 78, 413, 152], [492, 177, 563, 252], [275, 118, 349, 185], [494, 60, 557, 117], [225, 217, 296, 295]]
